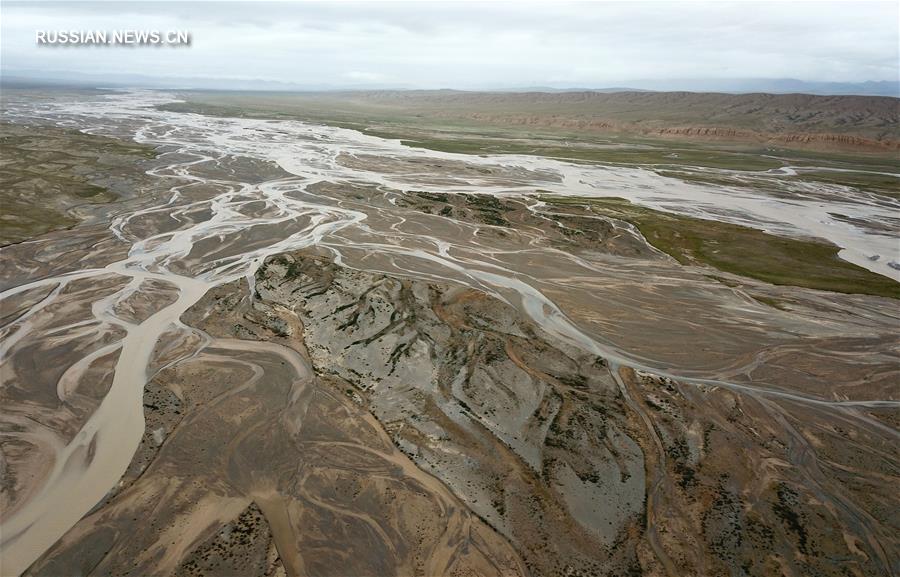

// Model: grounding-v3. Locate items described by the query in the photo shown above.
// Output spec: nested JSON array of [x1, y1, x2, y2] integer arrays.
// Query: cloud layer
[[2, 1, 897, 88]]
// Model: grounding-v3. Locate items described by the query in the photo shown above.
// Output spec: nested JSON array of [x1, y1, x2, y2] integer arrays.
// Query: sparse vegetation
[[772, 483, 810, 554], [0, 121, 156, 244]]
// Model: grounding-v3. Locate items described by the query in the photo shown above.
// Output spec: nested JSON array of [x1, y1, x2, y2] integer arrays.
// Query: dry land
[[0, 121, 158, 245], [2, 88, 898, 577]]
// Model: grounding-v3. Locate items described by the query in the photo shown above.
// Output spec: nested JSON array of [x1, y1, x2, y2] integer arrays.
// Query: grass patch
[[752, 295, 790, 311], [540, 195, 900, 299], [396, 137, 785, 170], [791, 170, 900, 199]]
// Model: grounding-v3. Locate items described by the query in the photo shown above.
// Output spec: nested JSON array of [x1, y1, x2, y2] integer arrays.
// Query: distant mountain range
[[2, 69, 898, 97], [605, 78, 900, 97]]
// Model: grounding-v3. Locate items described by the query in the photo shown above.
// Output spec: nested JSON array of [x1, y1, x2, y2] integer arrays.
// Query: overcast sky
[[2, 1, 898, 89]]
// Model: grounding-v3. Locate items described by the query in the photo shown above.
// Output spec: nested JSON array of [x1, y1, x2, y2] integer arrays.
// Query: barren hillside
[[179, 90, 900, 152], [335, 90, 900, 147]]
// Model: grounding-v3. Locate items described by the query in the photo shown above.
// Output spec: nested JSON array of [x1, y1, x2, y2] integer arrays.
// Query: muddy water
[[1, 90, 898, 575]]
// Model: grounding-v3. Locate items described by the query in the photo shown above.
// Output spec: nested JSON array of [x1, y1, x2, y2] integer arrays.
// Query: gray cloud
[[2, 1, 897, 89]]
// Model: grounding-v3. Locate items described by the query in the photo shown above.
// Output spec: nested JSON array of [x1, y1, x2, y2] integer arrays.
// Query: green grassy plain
[[539, 195, 899, 299]]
